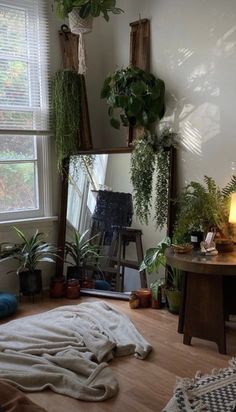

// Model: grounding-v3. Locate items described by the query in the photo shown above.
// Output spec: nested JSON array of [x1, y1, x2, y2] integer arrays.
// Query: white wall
[[86, 0, 236, 188]]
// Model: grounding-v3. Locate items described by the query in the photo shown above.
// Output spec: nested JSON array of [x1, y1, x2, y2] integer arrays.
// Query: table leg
[[183, 273, 226, 354], [178, 271, 187, 334]]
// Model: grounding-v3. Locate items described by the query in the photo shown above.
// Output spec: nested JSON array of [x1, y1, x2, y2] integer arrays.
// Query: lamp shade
[[229, 193, 236, 223]]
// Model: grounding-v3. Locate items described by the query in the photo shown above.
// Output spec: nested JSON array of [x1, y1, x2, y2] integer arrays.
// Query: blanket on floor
[[0, 301, 152, 402]]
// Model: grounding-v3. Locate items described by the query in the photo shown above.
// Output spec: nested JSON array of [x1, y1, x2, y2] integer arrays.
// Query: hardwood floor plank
[[1, 295, 235, 411]]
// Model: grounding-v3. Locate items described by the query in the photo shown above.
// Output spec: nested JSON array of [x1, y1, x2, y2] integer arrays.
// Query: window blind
[[0, 0, 50, 132]]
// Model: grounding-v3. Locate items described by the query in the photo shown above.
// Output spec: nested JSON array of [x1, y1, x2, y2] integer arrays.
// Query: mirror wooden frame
[[55, 146, 177, 299]]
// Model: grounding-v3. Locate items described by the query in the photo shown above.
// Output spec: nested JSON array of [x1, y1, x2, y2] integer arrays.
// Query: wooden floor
[[1, 295, 236, 412]]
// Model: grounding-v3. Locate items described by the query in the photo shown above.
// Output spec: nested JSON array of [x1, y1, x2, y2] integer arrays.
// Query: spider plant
[[0, 227, 58, 275]]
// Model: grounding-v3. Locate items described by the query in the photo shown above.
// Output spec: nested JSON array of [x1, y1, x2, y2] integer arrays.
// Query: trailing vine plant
[[131, 128, 178, 228], [52, 70, 83, 170], [130, 134, 156, 225], [101, 65, 179, 229]]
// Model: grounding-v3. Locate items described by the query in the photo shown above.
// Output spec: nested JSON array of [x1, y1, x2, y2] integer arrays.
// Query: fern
[[173, 176, 233, 244], [222, 175, 236, 198]]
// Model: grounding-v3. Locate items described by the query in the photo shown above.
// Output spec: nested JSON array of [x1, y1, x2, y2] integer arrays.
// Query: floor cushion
[[95, 280, 112, 290], [0, 292, 17, 319]]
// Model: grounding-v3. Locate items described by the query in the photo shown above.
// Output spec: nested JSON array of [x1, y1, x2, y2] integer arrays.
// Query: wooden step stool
[[107, 227, 147, 292]]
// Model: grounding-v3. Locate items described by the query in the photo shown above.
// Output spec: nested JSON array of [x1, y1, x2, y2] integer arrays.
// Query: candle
[[137, 288, 151, 308]]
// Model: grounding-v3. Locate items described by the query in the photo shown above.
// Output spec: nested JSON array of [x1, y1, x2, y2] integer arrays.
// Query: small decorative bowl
[[172, 244, 193, 254]]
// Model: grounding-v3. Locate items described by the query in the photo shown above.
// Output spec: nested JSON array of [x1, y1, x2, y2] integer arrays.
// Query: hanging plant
[[101, 66, 165, 131], [131, 133, 156, 225], [54, 0, 123, 21], [52, 70, 82, 170], [130, 128, 178, 228]]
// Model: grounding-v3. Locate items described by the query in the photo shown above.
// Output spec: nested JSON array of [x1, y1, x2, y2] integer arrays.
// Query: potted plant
[[65, 229, 100, 286], [101, 66, 165, 132], [173, 175, 236, 245], [140, 237, 182, 314], [55, 0, 123, 21], [101, 67, 180, 227], [52, 70, 83, 170], [131, 128, 178, 225], [0, 227, 58, 298]]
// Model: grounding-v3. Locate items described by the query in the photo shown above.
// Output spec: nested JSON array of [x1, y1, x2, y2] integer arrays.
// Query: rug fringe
[[229, 357, 236, 368]]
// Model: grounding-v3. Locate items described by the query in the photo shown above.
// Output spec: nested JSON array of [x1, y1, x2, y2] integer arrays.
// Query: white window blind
[[0, 0, 51, 221], [0, 0, 50, 132]]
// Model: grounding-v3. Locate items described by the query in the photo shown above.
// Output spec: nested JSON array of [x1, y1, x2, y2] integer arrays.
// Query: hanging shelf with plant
[[54, 1, 123, 73], [101, 65, 177, 229]]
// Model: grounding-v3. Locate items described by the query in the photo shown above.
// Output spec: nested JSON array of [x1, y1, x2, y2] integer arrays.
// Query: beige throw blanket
[[0, 301, 152, 402]]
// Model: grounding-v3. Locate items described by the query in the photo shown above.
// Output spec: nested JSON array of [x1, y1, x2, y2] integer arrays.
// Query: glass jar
[[137, 288, 151, 308], [129, 291, 140, 309]]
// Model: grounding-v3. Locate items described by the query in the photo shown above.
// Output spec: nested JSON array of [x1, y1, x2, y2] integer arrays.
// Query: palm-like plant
[[0, 227, 57, 275], [65, 229, 99, 268]]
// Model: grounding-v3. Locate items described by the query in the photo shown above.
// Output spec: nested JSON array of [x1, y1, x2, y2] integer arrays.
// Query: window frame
[[0, 0, 51, 223]]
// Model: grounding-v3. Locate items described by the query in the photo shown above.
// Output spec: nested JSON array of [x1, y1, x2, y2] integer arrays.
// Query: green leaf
[[102, 0, 116, 8], [120, 114, 129, 127], [128, 97, 142, 116], [110, 117, 120, 129], [79, 3, 91, 18], [91, 2, 101, 17], [131, 81, 147, 96]]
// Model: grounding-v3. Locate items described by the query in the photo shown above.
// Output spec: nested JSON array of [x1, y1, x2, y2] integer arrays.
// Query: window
[[0, 0, 50, 221], [67, 155, 108, 232]]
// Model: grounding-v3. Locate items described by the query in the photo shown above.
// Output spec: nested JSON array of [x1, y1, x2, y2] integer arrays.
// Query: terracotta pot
[[81, 279, 94, 289], [50, 277, 66, 298], [66, 279, 80, 299]]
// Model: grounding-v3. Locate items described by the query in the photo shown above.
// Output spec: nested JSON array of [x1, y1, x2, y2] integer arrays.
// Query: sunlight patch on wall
[[177, 47, 194, 66], [180, 102, 220, 155], [215, 25, 236, 57]]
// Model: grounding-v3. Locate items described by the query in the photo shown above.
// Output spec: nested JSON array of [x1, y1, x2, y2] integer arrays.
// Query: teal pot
[[19, 270, 42, 296], [165, 289, 181, 314]]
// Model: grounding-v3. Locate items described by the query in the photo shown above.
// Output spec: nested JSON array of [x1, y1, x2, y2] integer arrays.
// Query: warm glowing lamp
[[229, 193, 236, 224]]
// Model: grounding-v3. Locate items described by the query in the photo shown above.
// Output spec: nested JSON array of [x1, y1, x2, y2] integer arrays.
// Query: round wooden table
[[166, 247, 236, 354]]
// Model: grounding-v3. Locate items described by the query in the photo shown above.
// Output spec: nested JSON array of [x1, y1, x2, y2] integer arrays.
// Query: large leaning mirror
[[60, 148, 176, 299]]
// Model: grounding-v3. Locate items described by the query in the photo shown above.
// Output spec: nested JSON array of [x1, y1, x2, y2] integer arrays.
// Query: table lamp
[[229, 193, 236, 224], [229, 193, 236, 245]]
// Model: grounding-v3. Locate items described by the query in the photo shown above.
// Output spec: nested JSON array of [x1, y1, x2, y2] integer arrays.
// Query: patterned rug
[[163, 358, 236, 412]]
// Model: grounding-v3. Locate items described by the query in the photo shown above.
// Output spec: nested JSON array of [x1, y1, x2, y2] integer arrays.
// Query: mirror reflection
[[65, 153, 168, 294]]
